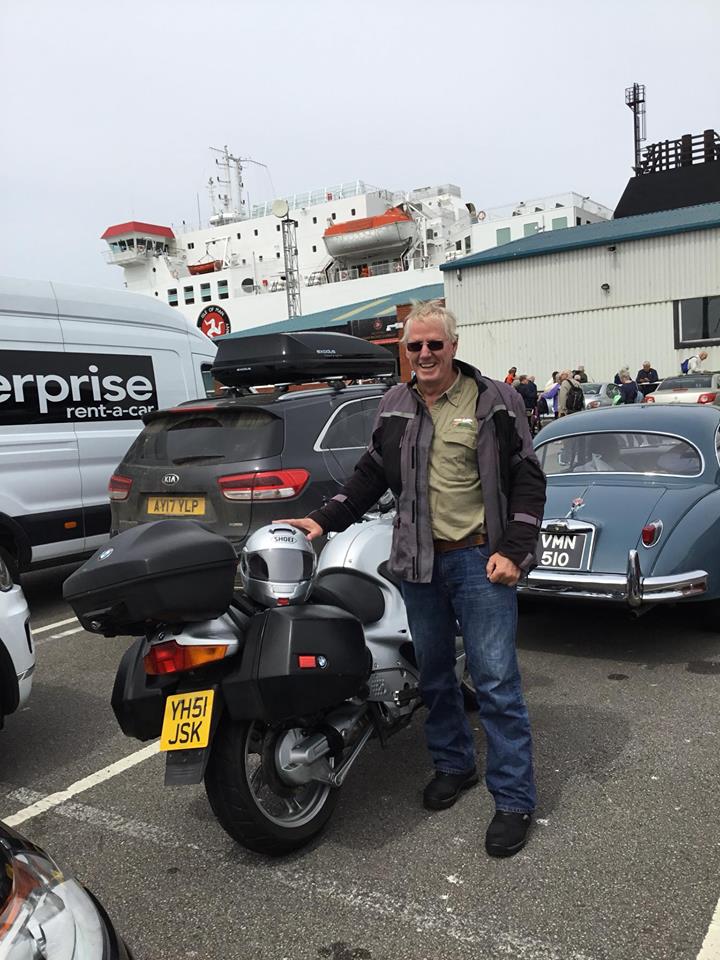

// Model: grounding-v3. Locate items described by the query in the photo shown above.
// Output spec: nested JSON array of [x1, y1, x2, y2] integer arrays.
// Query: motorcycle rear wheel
[[204, 717, 340, 855]]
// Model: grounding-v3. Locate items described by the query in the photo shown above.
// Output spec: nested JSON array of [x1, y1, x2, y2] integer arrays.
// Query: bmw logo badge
[[317, 656, 328, 669]]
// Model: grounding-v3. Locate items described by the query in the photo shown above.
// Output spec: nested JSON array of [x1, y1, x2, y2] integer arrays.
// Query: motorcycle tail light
[[144, 639, 228, 675], [641, 521, 663, 547], [697, 393, 717, 404], [108, 474, 133, 501], [218, 469, 309, 501]]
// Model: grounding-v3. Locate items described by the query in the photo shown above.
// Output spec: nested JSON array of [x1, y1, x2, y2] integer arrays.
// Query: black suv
[[109, 332, 396, 549]]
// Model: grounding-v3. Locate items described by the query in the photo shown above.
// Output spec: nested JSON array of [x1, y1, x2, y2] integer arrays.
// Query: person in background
[[504, 366, 517, 385], [636, 361, 660, 397], [541, 374, 562, 418], [557, 370, 577, 416], [543, 371, 559, 392], [574, 365, 588, 383], [515, 374, 538, 431], [687, 351, 709, 374], [614, 365, 631, 386], [618, 372, 639, 404], [278, 300, 546, 859]]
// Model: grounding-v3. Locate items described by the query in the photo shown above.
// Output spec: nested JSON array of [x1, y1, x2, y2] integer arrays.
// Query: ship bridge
[[102, 221, 175, 265]]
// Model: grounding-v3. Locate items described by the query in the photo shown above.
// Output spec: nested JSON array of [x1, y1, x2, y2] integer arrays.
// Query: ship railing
[[306, 256, 426, 286], [104, 247, 169, 265], [249, 182, 394, 218]]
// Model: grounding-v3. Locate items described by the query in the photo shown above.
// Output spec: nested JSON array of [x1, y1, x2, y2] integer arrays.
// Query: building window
[[184, 286, 194, 305], [464, 235, 471, 252], [188, 242, 195, 250], [331, 213, 337, 220], [551, 216, 568, 230], [351, 208, 356, 216], [276, 224, 281, 231], [674, 296, 720, 346], [523, 222, 539, 237], [258, 255, 263, 262], [168, 288, 178, 306], [218, 280, 228, 300], [237, 232, 241, 239], [200, 282, 211, 303], [241, 258, 247, 265], [313, 216, 317, 224], [455, 240, 462, 251], [276, 252, 281, 258], [254, 229, 259, 236], [312, 244, 317, 252], [496, 227, 512, 245], [576, 217, 582, 226]]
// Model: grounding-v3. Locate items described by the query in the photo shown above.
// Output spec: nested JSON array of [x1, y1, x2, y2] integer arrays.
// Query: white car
[[644, 373, 720, 406], [0, 553, 34, 726]]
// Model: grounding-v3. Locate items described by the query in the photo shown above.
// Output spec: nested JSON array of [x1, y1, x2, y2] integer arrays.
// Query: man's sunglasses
[[406, 339, 446, 353]]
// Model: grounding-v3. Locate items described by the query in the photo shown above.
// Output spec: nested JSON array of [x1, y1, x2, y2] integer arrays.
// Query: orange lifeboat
[[323, 207, 416, 259], [188, 259, 224, 276]]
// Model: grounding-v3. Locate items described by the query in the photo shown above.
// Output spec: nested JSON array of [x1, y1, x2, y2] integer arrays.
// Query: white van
[[0, 276, 216, 573]]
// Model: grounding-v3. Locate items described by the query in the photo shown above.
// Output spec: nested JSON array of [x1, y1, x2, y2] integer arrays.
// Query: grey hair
[[401, 300, 458, 344]]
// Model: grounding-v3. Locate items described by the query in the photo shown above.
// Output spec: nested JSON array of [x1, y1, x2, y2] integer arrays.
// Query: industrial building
[[441, 117, 720, 385]]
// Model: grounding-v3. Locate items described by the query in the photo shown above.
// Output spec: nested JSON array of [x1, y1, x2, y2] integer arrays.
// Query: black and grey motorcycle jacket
[[309, 360, 547, 583]]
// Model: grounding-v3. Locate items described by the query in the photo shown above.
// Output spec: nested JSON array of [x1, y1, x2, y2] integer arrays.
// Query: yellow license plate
[[147, 495, 206, 516], [160, 689, 215, 751]]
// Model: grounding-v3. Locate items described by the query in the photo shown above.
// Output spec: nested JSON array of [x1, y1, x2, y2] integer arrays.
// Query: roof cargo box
[[212, 331, 396, 388]]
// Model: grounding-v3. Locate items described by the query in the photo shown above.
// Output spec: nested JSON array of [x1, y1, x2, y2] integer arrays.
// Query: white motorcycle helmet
[[239, 524, 317, 607]]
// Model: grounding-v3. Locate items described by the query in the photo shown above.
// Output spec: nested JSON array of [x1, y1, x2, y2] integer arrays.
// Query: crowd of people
[[501, 360, 673, 433]]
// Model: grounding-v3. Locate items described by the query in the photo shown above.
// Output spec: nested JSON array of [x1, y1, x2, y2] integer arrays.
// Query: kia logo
[[162, 473, 180, 485]]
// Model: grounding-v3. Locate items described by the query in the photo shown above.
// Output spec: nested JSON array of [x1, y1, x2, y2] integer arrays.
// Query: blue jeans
[[401, 544, 535, 813]]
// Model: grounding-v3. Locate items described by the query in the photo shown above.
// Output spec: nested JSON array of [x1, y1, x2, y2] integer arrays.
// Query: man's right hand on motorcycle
[[273, 516, 324, 540]]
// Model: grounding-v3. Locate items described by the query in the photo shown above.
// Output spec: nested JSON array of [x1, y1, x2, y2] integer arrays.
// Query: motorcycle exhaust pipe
[[288, 702, 368, 767]]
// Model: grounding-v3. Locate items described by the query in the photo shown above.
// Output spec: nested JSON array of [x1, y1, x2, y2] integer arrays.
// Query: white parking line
[[3, 741, 160, 828], [32, 616, 78, 634], [697, 900, 720, 959]]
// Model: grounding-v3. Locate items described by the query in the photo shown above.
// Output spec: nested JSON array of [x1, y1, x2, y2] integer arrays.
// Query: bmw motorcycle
[[63, 511, 472, 856]]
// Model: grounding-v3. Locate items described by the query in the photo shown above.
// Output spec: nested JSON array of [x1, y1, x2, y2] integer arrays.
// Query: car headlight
[[0, 846, 108, 959], [0, 557, 13, 592]]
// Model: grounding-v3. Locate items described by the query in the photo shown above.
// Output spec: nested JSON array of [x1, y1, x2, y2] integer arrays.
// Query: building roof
[[101, 221, 175, 240], [442, 201, 720, 272], [221, 282, 444, 338]]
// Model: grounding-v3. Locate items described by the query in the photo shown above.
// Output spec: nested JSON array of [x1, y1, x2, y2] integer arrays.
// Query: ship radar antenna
[[625, 83, 647, 174]]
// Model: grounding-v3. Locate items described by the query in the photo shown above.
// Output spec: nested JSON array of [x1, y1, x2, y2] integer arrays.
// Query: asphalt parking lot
[[3, 563, 720, 960]]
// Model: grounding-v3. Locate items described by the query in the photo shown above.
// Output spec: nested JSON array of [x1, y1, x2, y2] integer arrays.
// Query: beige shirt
[[414, 371, 485, 541]]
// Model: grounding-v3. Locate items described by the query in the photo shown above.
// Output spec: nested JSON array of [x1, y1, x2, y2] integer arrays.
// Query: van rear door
[[0, 278, 84, 567]]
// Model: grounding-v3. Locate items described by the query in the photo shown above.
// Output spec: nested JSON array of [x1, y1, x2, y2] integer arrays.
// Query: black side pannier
[[63, 520, 237, 636], [212, 331, 396, 388], [222, 605, 370, 721]]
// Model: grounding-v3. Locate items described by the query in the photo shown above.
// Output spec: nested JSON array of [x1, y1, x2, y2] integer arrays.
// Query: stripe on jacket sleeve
[[511, 512, 542, 527], [380, 410, 415, 419]]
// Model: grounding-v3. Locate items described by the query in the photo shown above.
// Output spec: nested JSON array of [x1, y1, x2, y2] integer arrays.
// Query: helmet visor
[[246, 550, 315, 582]]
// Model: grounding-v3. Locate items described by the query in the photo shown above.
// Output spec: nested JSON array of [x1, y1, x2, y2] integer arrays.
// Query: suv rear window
[[124, 409, 283, 465]]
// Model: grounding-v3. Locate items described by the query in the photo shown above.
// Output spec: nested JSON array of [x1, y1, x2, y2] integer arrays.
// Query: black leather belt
[[433, 533, 486, 554]]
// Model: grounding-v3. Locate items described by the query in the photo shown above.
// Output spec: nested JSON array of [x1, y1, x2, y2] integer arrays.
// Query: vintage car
[[522, 404, 720, 620]]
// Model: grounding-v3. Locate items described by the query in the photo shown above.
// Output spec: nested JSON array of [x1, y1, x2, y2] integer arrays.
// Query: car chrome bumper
[[519, 550, 708, 607]]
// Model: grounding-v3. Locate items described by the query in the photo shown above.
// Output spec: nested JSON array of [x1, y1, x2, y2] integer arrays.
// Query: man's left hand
[[486, 552, 522, 586]]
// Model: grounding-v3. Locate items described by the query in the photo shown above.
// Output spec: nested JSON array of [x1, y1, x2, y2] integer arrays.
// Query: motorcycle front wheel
[[204, 718, 340, 856]]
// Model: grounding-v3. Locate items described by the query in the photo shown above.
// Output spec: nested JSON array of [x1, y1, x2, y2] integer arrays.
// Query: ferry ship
[[101, 147, 476, 338]]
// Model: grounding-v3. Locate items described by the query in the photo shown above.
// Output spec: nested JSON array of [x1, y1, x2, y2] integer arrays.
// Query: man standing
[[280, 301, 546, 858], [619, 372, 639, 404], [636, 361, 660, 397]]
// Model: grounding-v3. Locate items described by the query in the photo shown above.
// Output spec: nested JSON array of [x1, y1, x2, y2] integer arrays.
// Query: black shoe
[[423, 769, 479, 810], [485, 811, 532, 858]]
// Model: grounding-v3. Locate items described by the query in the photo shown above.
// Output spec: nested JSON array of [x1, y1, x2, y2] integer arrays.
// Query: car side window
[[318, 397, 381, 451]]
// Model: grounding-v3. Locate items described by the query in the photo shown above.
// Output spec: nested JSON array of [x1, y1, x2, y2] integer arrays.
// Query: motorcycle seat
[[311, 570, 385, 625]]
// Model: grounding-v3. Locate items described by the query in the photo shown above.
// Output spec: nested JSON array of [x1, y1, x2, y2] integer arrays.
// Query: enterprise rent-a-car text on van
[[0, 277, 216, 574]]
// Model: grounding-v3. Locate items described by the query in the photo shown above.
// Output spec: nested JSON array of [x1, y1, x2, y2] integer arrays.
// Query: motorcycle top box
[[211, 330, 396, 388], [63, 520, 237, 636]]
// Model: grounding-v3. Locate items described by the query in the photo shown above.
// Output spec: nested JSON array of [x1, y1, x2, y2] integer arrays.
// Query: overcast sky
[[2, 0, 718, 291]]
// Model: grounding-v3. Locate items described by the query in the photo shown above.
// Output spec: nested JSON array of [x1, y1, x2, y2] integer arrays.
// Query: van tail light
[[641, 521, 663, 547], [109, 474, 133, 501], [218, 469, 309, 501], [144, 639, 228, 675], [697, 393, 717, 404]]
